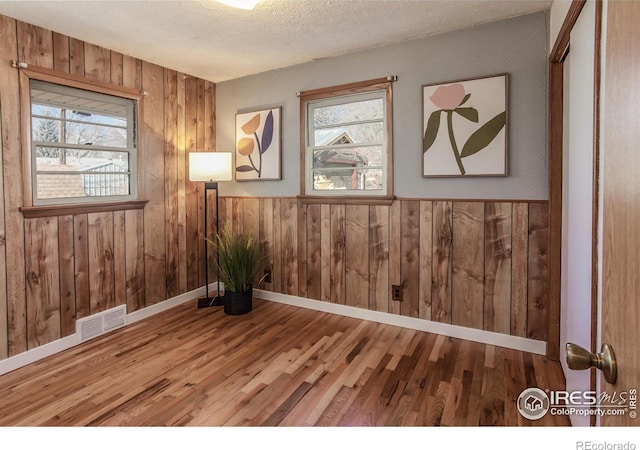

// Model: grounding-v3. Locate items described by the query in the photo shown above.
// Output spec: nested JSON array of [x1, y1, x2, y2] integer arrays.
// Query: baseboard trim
[[0, 283, 221, 376], [255, 289, 547, 355]]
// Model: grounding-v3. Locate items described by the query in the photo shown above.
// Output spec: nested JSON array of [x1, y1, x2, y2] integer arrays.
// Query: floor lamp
[[189, 152, 233, 308]]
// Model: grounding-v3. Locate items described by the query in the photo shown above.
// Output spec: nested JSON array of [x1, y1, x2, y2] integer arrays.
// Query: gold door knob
[[566, 343, 617, 384]]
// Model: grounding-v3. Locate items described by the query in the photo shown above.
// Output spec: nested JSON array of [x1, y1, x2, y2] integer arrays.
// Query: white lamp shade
[[188, 152, 233, 182]]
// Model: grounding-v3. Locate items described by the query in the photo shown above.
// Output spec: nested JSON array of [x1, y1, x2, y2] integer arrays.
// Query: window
[[30, 79, 137, 206], [301, 78, 394, 200]]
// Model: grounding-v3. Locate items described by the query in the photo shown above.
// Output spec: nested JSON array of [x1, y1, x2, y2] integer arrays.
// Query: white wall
[[217, 11, 549, 200]]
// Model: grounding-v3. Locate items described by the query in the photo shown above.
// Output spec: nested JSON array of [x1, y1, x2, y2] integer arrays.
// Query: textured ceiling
[[0, 0, 552, 82]]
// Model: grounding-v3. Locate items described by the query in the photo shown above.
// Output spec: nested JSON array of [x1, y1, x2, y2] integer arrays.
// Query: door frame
[[547, 0, 601, 419]]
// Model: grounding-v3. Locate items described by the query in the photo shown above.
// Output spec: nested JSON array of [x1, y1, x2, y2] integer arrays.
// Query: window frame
[[18, 65, 145, 213], [299, 77, 394, 204]]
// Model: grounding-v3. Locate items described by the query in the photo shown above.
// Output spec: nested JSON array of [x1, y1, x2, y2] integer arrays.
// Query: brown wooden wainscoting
[[218, 197, 549, 341]]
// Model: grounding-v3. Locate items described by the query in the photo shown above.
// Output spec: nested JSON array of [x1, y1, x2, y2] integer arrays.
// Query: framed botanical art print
[[235, 107, 282, 181], [422, 73, 508, 177]]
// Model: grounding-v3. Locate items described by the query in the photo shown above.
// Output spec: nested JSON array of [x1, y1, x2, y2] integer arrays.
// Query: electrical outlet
[[392, 285, 403, 302], [263, 270, 272, 284]]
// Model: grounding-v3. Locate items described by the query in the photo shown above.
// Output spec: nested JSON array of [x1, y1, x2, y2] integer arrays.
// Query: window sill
[[297, 195, 395, 206], [20, 199, 148, 219]]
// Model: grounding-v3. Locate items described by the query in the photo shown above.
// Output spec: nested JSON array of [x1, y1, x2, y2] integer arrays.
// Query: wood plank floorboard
[[0, 298, 570, 426]]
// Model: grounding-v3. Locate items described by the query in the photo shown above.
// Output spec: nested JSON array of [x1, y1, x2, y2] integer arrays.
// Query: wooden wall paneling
[[345, 205, 370, 310], [297, 203, 308, 298], [52, 32, 69, 73], [110, 51, 124, 86], [231, 197, 243, 236], [58, 215, 76, 337], [306, 204, 322, 300], [73, 214, 90, 319], [0, 82, 6, 360], [24, 217, 60, 349], [259, 198, 274, 292], [511, 203, 529, 337], [452, 202, 485, 329], [400, 201, 420, 318], [419, 201, 433, 320], [83, 42, 110, 82], [184, 77, 199, 291], [176, 72, 188, 295], [68, 38, 84, 77], [527, 203, 549, 341], [204, 81, 215, 152], [330, 204, 346, 305], [142, 62, 167, 305], [282, 199, 298, 296], [388, 200, 401, 315], [484, 203, 512, 334], [113, 211, 127, 308], [243, 197, 259, 237], [164, 69, 179, 299], [196, 80, 206, 287], [272, 198, 283, 293], [1, 15, 28, 356], [16, 21, 53, 68], [125, 209, 145, 313], [320, 204, 331, 303], [87, 212, 115, 313], [122, 55, 141, 90], [369, 205, 389, 313], [432, 201, 453, 324]]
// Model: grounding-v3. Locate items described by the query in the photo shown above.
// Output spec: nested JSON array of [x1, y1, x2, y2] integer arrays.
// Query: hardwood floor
[[0, 298, 570, 426]]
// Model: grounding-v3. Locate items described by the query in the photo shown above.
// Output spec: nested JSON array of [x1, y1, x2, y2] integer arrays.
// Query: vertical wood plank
[[345, 205, 369, 310], [527, 203, 549, 341], [419, 201, 433, 321], [297, 202, 308, 298], [16, 21, 53, 68], [204, 81, 216, 152], [432, 201, 452, 324], [122, 55, 142, 90], [110, 51, 124, 86], [184, 77, 199, 291], [243, 197, 260, 237], [176, 72, 188, 295], [330, 204, 346, 305], [231, 197, 243, 236], [511, 203, 528, 337], [452, 202, 484, 329], [25, 217, 60, 349], [142, 62, 167, 305], [1, 15, 28, 356], [69, 38, 84, 77], [388, 200, 401, 315], [125, 209, 145, 312], [259, 198, 274, 292], [281, 199, 298, 296], [73, 214, 90, 319], [164, 69, 179, 299], [113, 211, 126, 307], [320, 204, 332, 303], [196, 80, 206, 287], [369, 205, 389, 313], [0, 82, 6, 359], [272, 199, 283, 293], [484, 202, 512, 334], [306, 204, 322, 300], [88, 212, 115, 313], [83, 42, 110, 82], [52, 32, 69, 73], [58, 215, 76, 337], [401, 201, 420, 318]]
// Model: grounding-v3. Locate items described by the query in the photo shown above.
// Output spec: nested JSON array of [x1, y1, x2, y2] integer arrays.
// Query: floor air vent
[[76, 305, 127, 344]]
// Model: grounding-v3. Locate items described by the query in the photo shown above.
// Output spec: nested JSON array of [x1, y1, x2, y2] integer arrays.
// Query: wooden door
[[600, 0, 640, 426]]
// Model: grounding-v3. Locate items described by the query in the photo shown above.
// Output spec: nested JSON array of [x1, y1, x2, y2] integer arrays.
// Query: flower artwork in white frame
[[235, 107, 282, 181], [422, 74, 508, 177]]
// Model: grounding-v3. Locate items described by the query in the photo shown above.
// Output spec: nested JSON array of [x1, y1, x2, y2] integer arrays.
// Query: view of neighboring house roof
[[313, 129, 368, 167], [36, 164, 86, 199]]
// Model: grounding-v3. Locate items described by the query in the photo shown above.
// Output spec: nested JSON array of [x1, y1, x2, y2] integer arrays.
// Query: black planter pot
[[224, 289, 253, 315]]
